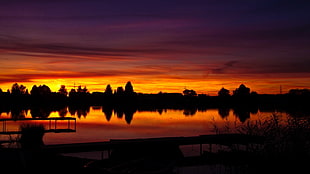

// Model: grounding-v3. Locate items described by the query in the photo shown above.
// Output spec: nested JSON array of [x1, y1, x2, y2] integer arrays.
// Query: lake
[[0, 106, 293, 146]]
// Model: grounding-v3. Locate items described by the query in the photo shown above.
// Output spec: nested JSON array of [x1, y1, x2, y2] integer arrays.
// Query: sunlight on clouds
[[0, 74, 309, 96]]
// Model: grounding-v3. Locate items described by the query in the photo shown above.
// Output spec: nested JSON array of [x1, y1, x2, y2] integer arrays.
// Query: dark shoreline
[[1, 133, 308, 174]]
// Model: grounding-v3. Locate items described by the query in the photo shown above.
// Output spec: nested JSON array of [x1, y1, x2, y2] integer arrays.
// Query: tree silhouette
[[218, 87, 230, 97], [76, 85, 89, 94], [11, 83, 27, 95], [30, 107, 51, 118], [58, 85, 68, 96], [233, 84, 250, 97], [102, 106, 113, 121], [124, 81, 134, 94], [11, 107, 27, 119], [30, 85, 51, 96], [218, 107, 230, 118], [124, 108, 135, 124], [40, 85, 51, 96], [30, 85, 39, 96], [115, 86, 124, 95], [104, 84, 113, 95], [183, 89, 197, 96], [58, 107, 68, 117], [69, 88, 76, 97]]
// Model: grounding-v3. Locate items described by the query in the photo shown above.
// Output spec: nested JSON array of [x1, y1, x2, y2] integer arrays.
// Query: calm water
[[0, 106, 290, 146]]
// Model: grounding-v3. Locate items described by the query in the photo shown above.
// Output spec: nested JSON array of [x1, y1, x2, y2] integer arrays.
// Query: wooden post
[[108, 149, 111, 158], [209, 143, 212, 153], [2, 120, 6, 132]]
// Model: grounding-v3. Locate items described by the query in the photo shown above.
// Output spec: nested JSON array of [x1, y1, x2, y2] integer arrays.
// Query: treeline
[[0, 81, 309, 110]]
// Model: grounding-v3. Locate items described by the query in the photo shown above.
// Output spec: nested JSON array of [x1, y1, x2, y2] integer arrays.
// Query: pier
[[0, 117, 76, 134]]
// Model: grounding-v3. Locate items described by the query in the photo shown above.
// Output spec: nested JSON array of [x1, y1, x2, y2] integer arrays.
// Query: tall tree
[[218, 87, 230, 97], [11, 83, 27, 95], [115, 86, 124, 95], [38, 85, 51, 96], [104, 84, 113, 95], [233, 84, 250, 97], [124, 81, 134, 94], [58, 85, 68, 96]]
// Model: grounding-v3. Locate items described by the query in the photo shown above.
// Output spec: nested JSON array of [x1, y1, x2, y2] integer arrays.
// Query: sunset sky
[[0, 0, 309, 95]]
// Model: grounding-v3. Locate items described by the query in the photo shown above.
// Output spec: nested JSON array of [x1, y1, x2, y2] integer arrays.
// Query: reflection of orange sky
[[0, 75, 309, 96], [1, 106, 289, 145]]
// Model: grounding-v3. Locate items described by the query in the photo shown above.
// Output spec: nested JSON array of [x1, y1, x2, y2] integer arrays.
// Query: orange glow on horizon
[[0, 75, 309, 96]]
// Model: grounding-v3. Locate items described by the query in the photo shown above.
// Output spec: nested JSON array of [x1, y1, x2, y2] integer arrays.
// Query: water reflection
[[111, 107, 137, 124], [102, 106, 113, 121], [11, 107, 28, 120], [2, 105, 310, 146], [68, 105, 90, 118], [1, 105, 310, 124], [183, 108, 197, 116], [30, 106, 51, 118]]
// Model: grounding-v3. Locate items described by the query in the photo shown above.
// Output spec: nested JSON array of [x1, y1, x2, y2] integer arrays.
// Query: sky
[[0, 0, 309, 95]]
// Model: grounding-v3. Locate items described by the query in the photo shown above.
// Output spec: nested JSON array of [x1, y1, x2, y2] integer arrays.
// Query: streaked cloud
[[0, 0, 309, 94]]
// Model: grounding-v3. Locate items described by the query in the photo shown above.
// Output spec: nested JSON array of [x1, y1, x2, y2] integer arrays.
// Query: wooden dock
[[0, 117, 76, 134]]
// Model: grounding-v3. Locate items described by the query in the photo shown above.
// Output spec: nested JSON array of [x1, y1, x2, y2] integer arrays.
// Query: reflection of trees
[[113, 106, 137, 124], [233, 106, 258, 123], [157, 109, 163, 115], [68, 105, 90, 118], [218, 107, 230, 119], [30, 107, 51, 118], [102, 106, 113, 121], [183, 108, 197, 116], [124, 108, 136, 124], [58, 107, 68, 117], [233, 107, 250, 123], [11, 107, 28, 119], [115, 109, 124, 119]]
